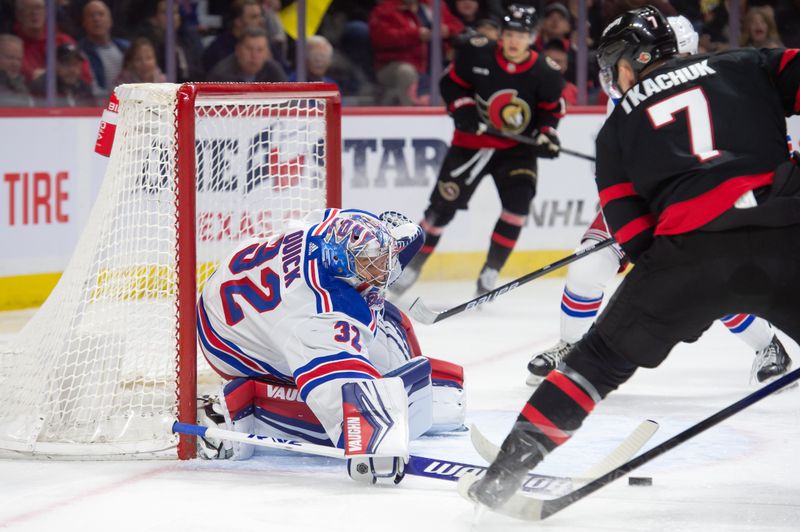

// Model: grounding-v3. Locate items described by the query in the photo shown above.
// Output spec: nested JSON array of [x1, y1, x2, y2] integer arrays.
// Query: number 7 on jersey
[[647, 87, 721, 163]]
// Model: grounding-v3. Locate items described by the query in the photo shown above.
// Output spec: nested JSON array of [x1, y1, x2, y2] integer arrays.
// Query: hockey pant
[[517, 226, 800, 458]]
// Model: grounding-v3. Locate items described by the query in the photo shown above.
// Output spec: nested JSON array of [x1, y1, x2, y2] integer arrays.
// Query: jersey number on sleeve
[[333, 320, 363, 352], [646, 87, 721, 163], [221, 239, 283, 326]]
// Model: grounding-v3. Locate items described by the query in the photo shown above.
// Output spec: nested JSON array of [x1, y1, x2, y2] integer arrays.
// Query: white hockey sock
[[560, 241, 623, 344], [720, 314, 775, 351]]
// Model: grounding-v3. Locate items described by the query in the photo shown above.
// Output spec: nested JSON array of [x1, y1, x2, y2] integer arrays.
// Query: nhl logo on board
[[636, 51, 652, 64]]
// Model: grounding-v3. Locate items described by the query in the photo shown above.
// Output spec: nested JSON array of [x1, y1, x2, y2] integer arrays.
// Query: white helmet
[[667, 15, 698, 55]]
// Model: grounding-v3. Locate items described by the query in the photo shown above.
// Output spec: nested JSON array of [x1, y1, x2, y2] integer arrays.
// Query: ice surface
[[0, 278, 798, 531]]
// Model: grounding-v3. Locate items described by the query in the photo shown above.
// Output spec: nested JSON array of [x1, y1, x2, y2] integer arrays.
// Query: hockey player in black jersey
[[465, 5, 800, 513], [390, 4, 565, 297]]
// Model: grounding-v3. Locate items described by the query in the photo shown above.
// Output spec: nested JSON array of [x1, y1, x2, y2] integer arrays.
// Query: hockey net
[[0, 83, 341, 459]]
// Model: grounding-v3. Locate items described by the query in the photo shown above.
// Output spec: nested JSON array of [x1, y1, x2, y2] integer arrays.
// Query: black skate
[[526, 340, 572, 386], [751, 335, 793, 384], [466, 426, 544, 509]]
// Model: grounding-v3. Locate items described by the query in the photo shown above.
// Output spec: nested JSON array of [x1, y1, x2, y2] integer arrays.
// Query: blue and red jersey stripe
[[293, 352, 382, 401]]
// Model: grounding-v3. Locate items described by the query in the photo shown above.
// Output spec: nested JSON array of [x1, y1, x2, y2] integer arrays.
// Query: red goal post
[[0, 82, 341, 460]]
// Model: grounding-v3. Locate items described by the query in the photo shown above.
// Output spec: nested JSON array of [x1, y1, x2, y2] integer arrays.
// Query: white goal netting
[[0, 83, 336, 458]]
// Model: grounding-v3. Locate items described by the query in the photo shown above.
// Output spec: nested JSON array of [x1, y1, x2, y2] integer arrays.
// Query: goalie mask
[[321, 214, 398, 290], [596, 5, 678, 100]]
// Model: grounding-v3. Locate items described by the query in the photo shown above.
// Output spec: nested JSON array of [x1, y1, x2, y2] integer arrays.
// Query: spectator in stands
[[775, 0, 800, 48], [475, 18, 500, 40], [261, 0, 288, 67], [136, 0, 204, 82], [206, 26, 287, 82], [203, 0, 265, 72], [542, 38, 577, 105], [448, 0, 490, 30], [369, 0, 464, 106], [14, 0, 93, 84], [288, 35, 337, 87], [533, 3, 571, 52], [115, 37, 166, 84], [740, 6, 784, 48], [79, 0, 129, 98], [0, 0, 15, 33], [0, 34, 33, 107], [30, 43, 96, 107]]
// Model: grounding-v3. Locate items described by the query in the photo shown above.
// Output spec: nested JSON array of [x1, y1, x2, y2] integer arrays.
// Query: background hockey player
[[526, 15, 791, 387], [196, 208, 466, 484], [391, 4, 565, 297], [466, 5, 800, 511]]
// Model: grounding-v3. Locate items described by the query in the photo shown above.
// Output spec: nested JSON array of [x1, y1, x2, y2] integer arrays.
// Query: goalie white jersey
[[198, 208, 394, 443]]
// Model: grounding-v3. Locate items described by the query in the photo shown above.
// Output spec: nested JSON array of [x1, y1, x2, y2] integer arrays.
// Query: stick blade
[[577, 419, 659, 480], [458, 473, 545, 521], [407, 297, 439, 325], [469, 424, 499, 463]]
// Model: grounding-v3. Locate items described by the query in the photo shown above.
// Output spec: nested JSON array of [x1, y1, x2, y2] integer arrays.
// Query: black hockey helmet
[[502, 4, 537, 34], [596, 5, 678, 99]]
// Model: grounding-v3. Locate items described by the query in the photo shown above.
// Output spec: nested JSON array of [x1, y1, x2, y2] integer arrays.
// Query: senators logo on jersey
[[479, 89, 531, 134]]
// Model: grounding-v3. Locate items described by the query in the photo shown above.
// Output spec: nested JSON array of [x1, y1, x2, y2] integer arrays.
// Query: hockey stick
[[469, 419, 658, 480], [172, 421, 621, 495], [408, 238, 615, 324], [484, 127, 596, 162], [458, 366, 800, 521]]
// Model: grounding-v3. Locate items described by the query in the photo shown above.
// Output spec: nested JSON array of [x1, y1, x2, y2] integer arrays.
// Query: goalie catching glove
[[532, 127, 560, 158]]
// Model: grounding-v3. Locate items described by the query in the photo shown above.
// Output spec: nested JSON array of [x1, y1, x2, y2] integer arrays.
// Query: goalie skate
[[526, 340, 572, 386]]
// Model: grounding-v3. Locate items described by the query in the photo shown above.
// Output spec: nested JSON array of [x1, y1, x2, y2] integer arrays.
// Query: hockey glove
[[347, 456, 407, 485], [532, 128, 561, 159], [450, 98, 484, 134]]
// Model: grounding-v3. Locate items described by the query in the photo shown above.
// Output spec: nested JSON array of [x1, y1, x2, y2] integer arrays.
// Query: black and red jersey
[[596, 48, 800, 260], [439, 35, 565, 150]]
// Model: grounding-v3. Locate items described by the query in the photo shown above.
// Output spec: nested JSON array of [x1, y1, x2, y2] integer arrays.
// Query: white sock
[[559, 241, 623, 344], [719, 314, 774, 352]]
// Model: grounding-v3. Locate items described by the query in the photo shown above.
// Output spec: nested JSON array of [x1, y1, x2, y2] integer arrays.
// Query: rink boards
[[1, 108, 799, 310]]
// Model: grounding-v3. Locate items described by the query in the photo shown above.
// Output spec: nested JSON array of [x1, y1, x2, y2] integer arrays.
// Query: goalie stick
[[458, 366, 800, 521], [172, 421, 647, 495], [484, 127, 596, 162], [408, 238, 614, 324]]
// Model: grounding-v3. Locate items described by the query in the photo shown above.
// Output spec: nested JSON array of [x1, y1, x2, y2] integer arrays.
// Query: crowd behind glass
[[0, 0, 798, 108]]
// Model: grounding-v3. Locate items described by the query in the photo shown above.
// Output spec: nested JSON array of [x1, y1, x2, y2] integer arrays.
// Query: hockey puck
[[628, 476, 653, 486]]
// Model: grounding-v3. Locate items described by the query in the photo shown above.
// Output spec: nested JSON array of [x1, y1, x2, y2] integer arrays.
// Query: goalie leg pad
[[251, 380, 333, 446], [384, 357, 433, 439], [197, 378, 258, 460], [428, 357, 466, 432]]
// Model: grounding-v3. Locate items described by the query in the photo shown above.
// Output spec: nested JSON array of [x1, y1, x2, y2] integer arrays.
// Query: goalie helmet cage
[[0, 82, 341, 460]]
